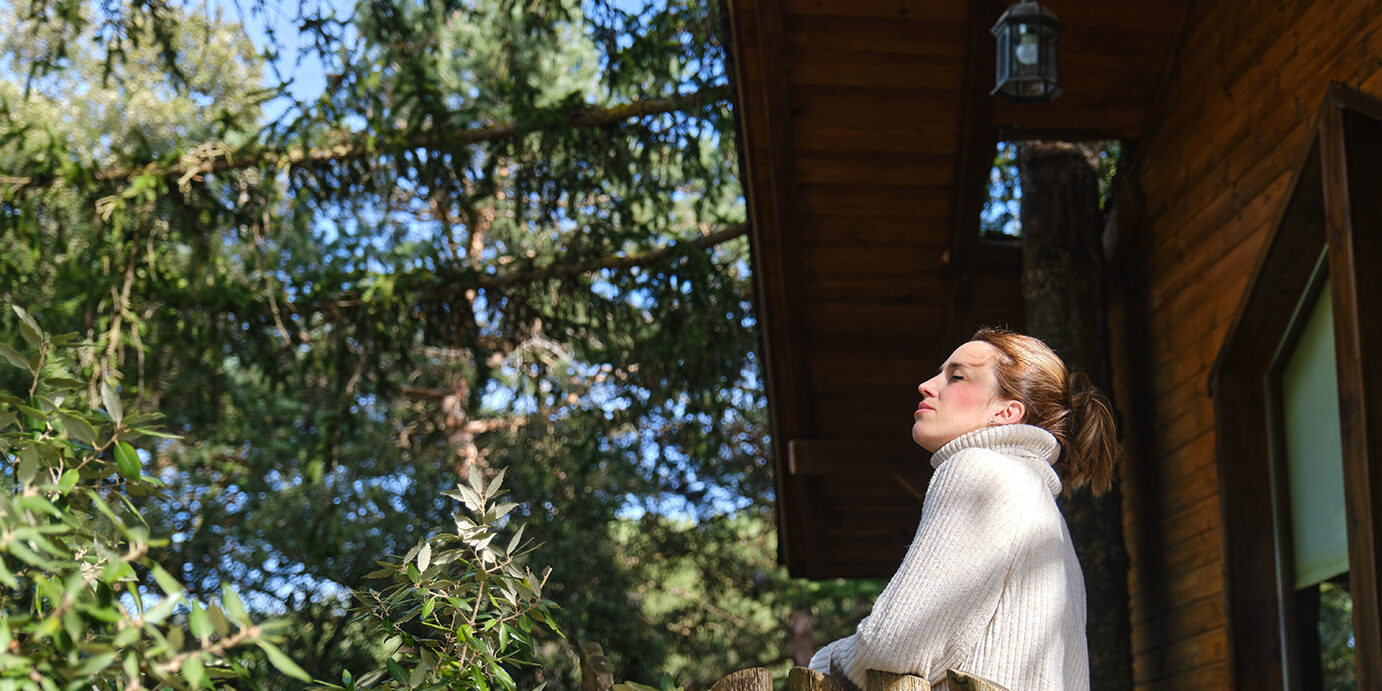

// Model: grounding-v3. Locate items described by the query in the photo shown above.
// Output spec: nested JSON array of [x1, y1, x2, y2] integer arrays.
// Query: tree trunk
[[1017, 140, 1133, 691]]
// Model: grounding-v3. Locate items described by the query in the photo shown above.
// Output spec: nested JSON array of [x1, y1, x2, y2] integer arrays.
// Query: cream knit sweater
[[808, 424, 1090, 691]]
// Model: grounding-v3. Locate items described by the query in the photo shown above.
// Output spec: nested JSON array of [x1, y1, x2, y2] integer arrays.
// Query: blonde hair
[[970, 327, 1119, 496]]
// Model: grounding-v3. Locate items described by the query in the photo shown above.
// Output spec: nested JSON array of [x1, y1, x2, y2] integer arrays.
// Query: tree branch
[[468, 222, 749, 290], [1, 86, 731, 193], [318, 222, 749, 311]]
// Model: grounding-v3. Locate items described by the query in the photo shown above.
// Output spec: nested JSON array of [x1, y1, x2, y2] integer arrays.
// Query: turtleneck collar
[[930, 424, 1063, 496]]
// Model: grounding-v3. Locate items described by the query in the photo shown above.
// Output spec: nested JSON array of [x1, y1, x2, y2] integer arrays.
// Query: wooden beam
[[742, 0, 821, 577], [1320, 82, 1382, 691], [943, 0, 998, 347]]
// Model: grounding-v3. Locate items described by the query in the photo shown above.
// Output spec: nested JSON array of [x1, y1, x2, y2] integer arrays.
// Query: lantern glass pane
[[1017, 80, 1047, 100], [996, 28, 1010, 82], [1042, 24, 1059, 79]]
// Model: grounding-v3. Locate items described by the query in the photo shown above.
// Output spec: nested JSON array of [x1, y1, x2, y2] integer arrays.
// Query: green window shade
[[1280, 281, 1349, 589]]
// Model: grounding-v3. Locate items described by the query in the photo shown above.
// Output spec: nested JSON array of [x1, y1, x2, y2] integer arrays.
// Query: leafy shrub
[[341, 467, 562, 690], [0, 306, 304, 688]]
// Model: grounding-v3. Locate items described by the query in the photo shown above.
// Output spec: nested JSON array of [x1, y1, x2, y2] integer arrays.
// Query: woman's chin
[[911, 424, 939, 453]]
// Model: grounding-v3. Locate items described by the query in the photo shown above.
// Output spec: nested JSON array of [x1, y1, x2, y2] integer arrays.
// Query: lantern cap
[[989, 0, 1064, 36]]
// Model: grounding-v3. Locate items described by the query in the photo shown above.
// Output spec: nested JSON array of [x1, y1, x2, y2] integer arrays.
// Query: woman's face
[[912, 341, 1021, 452]]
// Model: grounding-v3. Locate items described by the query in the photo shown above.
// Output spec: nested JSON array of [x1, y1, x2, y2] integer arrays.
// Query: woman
[[808, 328, 1118, 691]]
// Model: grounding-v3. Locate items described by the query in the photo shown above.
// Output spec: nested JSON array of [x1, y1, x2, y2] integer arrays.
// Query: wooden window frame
[[1211, 83, 1382, 690]]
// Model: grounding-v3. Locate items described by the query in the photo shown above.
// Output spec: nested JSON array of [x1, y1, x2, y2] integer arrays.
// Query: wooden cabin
[[725, 0, 1382, 688]]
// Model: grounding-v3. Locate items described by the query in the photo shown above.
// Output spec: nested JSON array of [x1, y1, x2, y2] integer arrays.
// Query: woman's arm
[[809, 449, 1029, 688]]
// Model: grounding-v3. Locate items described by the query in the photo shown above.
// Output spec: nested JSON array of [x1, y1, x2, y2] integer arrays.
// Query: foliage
[[1319, 579, 1356, 690], [607, 509, 884, 689], [343, 468, 560, 691], [0, 306, 305, 688], [0, 0, 843, 684], [981, 140, 1122, 239]]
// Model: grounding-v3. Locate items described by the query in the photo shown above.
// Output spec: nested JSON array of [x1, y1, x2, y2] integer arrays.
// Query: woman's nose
[[918, 377, 937, 397]]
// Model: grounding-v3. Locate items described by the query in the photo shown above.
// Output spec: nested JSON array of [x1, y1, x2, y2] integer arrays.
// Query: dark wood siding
[[1113, 1, 1382, 687]]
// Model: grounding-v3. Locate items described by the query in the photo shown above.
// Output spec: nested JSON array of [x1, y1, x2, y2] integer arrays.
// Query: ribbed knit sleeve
[[809, 446, 1034, 689]]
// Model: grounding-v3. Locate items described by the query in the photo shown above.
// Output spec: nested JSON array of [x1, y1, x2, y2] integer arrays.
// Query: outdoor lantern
[[990, 0, 1064, 103]]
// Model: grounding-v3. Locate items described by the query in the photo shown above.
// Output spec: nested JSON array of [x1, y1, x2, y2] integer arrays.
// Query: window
[[1211, 84, 1382, 689]]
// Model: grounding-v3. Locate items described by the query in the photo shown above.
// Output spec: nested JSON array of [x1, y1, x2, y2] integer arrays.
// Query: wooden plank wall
[[730, 0, 1024, 578], [1111, 1, 1382, 688]]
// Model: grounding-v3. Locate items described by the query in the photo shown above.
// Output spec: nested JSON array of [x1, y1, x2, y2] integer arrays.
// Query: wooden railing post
[[944, 669, 1008, 690], [864, 669, 930, 691], [578, 641, 615, 691], [787, 666, 853, 690], [703, 664, 1005, 691], [708, 667, 771, 690]]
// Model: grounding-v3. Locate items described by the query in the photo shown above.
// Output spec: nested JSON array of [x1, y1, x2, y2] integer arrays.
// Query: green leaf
[[17, 445, 38, 486], [381, 635, 403, 657], [14, 495, 61, 519], [114, 442, 141, 478], [30, 612, 61, 639], [206, 604, 230, 636], [221, 585, 248, 625], [56, 412, 99, 447], [506, 524, 527, 554], [12, 306, 42, 348], [56, 469, 78, 494], [0, 344, 29, 372], [468, 465, 484, 497], [101, 381, 123, 425], [417, 542, 432, 573], [132, 427, 181, 440], [188, 602, 211, 640], [85, 493, 132, 539], [257, 640, 312, 681], [182, 654, 207, 689], [61, 609, 82, 645], [487, 467, 507, 497], [492, 662, 515, 689], [72, 652, 117, 676], [16, 405, 46, 424], [141, 593, 180, 624], [386, 658, 407, 684], [113, 625, 140, 648]]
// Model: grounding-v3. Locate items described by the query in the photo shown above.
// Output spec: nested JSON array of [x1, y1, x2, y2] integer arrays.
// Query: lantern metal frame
[[990, 0, 1065, 103]]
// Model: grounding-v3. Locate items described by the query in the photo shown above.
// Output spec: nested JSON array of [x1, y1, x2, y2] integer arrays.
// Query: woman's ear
[[992, 399, 1025, 426]]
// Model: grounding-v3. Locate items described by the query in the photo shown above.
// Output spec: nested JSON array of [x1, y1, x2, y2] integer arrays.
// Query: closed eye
[[950, 375, 965, 382]]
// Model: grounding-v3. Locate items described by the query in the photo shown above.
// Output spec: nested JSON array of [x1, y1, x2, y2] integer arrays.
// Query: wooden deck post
[[711, 665, 984, 691], [864, 669, 930, 690], [578, 641, 615, 691], [786, 666, 853, 690], [944, 669, 1008, 691], [708, 667, 772, 690]]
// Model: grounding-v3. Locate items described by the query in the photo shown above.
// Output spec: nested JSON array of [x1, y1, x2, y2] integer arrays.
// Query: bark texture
[[1016, 141, 1133, 691]]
